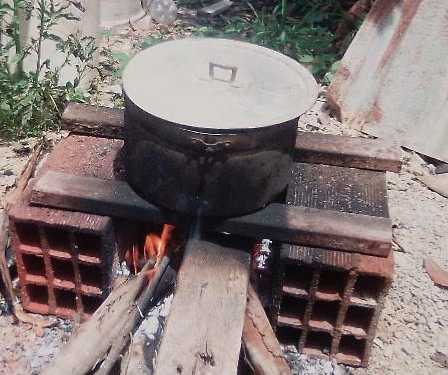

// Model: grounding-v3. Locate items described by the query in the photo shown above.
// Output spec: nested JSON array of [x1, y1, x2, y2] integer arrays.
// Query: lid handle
[[209, 62, 238, 84]]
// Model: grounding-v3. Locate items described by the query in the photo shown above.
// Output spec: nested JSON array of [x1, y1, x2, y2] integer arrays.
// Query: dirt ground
[[299, 98, 448, 375], [0, 21, 447, 375]]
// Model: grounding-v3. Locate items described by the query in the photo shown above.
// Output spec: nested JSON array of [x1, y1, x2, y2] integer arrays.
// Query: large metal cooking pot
[[122, 38, 317, 217]]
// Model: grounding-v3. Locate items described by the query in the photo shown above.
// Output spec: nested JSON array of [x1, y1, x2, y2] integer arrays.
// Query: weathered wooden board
[[61, 103, 401, 172], [281, 162, 393, 277], [295, 132, 401, 172], [30, 171, 392, 256], [288, 163, 389, 217], [243, 284, 292, 375], [154, 237, 250, 375], [62, 103, 124, 139], [327, 0, 448, 163]]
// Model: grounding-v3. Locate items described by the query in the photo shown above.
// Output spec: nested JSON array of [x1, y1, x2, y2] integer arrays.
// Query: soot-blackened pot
[[123, 38, 317, 217]]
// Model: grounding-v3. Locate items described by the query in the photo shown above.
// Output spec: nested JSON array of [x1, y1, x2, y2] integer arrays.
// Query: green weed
[[106, 0, 357, 86], [0, 0, 97, 140], [189, 0, 350, 79]]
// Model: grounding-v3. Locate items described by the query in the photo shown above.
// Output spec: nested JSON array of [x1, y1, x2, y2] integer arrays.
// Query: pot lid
[[122, 38, 318, 130]]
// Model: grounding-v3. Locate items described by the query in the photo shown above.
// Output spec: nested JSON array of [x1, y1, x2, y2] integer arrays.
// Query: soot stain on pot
[[184, 143, 230, 214], [123, 91, 302, 217], [121, 38, 318, 217]]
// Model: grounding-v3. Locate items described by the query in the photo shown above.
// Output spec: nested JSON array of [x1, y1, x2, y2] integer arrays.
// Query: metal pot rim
[[124, 94, 299, 134], [122, 38, 318, 131]]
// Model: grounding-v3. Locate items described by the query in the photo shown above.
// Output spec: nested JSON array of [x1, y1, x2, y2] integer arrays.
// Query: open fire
[[125, 224, 176, 275]]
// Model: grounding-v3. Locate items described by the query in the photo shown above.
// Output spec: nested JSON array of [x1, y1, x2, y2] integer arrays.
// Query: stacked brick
[[9, 135, 124, 319], [270, 163, 394, 367]]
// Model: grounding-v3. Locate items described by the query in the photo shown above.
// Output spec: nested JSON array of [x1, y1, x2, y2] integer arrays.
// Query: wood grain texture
[[61, 103, 401, 171], [62, 103, 124, 139], [288, 163, 389, 217], [30, 171, 393, 256], [243, 284, 292, 375], [295, 132, 402, 172], [282, 163, 393, 272], [154, 238, 250, 375]]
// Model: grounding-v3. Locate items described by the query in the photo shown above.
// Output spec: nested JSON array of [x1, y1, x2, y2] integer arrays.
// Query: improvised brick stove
[[9, 103, 401, 367]]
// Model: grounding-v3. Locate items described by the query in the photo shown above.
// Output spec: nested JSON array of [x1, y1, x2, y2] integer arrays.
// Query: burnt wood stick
[[0, 213, 14, 306], [154, 237, 251, 375], [95, 253, 173, 375], [243, 284, 292, 375], [30, 171, 393, 256], [121, 259, 178, 375], [41, 258, 156, 375], [61, 103, 402, 172]]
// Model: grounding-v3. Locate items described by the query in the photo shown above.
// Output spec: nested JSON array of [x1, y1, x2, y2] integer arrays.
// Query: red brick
[[9, 135, 124, 319], [270, 162, 394, 367]]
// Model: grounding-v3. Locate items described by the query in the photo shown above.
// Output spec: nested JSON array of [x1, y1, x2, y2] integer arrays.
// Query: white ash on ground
[[303, 92, 448, 375], [124, 294, 173, 374], [282, 346, 350, 375], [0, 304, 71, 375]]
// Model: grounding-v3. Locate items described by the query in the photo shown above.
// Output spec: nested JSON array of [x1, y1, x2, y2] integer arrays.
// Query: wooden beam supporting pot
[[30, 171, 393, 256], [61, 103, 402, 172]]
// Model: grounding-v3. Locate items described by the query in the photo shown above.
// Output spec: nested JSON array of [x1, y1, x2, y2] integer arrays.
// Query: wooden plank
[[30, 171, 392, 256], [281, 163, 394, 276], [243, 284, 292, 375], [61, 104, 401, 171], [154, 237, 250, 375], [288, 163, 389, 217], [295, 132, 402, 172], [30, 171, 166, 222], [62, 103, 124, 139], [218, 202, 391, 256]]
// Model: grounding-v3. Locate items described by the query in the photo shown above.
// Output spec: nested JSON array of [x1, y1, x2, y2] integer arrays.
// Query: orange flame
[[125, 224, 176, 275]]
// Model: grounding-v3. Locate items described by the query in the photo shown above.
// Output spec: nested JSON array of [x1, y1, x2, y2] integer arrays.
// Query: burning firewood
[[125, 224, 175, 274], [41, 224, 185, 375]]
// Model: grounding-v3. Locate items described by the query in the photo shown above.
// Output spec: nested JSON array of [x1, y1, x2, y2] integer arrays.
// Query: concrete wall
[[19, 0, 100, 87]]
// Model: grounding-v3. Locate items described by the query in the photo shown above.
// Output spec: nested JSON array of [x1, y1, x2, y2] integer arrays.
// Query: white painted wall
[[17, 0, 100, 87], [100, 0, 145, 29]]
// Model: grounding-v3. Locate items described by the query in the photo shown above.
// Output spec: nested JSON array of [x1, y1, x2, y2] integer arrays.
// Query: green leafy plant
[[187, 0, 349, 80], [107, 34, 171, 83], [105, 0, 355, 92], [109, 51, 131, 82], [0, 0, 97, 140], [220, 1, 342, 77]]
